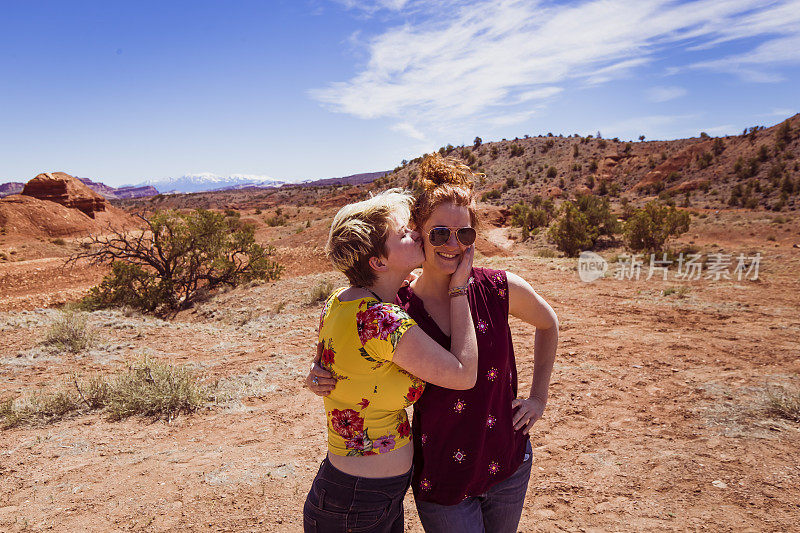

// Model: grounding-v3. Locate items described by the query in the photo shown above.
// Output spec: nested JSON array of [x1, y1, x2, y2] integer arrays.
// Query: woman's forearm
[[528, 325, 558, 403], [449, 294, 479, 388]]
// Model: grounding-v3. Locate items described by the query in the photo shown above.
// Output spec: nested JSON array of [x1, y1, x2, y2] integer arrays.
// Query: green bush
[[74, 209, 283, 316], [43, 311, 94, 353], [546, 166, 558, 179], [547, 202, 596, 257], [623, 201, 690, 253]]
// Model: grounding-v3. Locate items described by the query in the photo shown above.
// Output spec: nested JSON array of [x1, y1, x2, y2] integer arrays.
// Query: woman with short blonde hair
[[303, 189, 479, 533]]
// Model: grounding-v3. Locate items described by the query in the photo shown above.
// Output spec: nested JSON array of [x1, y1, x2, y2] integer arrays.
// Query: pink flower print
[[486, 367, 498, 381], [476, 319, 488, 334], [486, 415, 496, 428], [421, 434, 428, 445], [488, 461, 500, 475], [345, 431, 372, 452], [454, 399, 466, 413], [356, 303, 404, 345], [420, 479, 432, 491], [374, 435, 396, 454], [453, 449, 466, 463]]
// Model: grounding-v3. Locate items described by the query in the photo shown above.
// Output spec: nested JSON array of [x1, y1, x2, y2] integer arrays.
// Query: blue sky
[[1, 0, 798, 187]]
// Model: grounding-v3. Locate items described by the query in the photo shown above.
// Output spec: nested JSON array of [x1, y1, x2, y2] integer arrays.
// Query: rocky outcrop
[[21, 172, 106, 218]]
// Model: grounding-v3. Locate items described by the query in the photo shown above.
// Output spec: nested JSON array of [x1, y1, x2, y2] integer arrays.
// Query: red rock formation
[[21, 172, 106, 218]]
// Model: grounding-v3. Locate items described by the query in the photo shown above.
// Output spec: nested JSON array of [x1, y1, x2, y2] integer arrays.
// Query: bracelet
[[448, 285, 469, 297], [448, 276, 473, 298]]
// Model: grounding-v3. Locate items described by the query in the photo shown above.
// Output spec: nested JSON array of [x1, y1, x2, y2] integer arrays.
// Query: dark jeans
[[415, 439, 533, 533], [303, 457, 413, 533]]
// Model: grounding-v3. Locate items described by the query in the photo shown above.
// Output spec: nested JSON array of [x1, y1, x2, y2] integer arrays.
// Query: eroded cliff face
[[21, 172, 106, 218]]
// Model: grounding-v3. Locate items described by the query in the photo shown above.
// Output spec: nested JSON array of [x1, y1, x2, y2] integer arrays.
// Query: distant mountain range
[[0, 170, 391, 199]]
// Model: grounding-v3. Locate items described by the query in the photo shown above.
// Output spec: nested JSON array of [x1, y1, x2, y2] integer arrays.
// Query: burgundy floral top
[[396, 267, 528, 505]]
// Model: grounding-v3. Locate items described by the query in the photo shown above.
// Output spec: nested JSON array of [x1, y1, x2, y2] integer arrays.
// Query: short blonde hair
[[326, 189, 414, 287]]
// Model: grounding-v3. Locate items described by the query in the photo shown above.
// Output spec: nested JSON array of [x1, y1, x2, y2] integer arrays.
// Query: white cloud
[[312, 0, 800, 134], [647, 85, 687, 102], [391, 122, 427, 141]]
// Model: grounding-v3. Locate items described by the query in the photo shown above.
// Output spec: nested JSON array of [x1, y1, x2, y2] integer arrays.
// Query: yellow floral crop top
[[318, 287, 425, 456]]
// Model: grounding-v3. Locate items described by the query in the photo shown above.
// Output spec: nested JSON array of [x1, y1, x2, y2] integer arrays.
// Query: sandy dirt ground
[[1, 210, 799, 532]]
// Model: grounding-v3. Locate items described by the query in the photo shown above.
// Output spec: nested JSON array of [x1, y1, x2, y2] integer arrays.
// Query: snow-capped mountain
[[141, 173, 285, 194]]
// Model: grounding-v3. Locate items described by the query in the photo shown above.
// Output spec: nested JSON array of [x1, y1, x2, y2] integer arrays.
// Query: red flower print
[[396, 420, 411, 438], [330, 409, 364, 439], [358, 398, 370, 409], [321, 344, 335, 367], [405, 384, 424, 403]]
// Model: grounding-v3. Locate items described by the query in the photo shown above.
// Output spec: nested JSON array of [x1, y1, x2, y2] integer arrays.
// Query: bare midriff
[[327, 441, 413, 478]]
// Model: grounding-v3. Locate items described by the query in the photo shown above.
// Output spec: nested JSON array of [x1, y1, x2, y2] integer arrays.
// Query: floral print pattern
[[476, 319, 488, 334], [405, 383, 424, 404], [453, 449, 466, 463], [330, 409, 364, 439], [396, 420, 411, 438], [357, 398, 370, 410], [373, 435, 396, 454], [486, 415, 496, 428], [356, 301, 410, 347], [420, 479, 432, 491], [488, 461, 500, 475], [486, 367, 498, 381]]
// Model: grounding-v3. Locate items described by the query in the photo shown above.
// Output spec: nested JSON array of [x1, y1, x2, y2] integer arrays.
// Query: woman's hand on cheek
[[450, 245, 475, 289]]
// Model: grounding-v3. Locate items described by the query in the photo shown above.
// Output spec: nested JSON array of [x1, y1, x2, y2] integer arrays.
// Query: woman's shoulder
[[471, 266, 508, 287]]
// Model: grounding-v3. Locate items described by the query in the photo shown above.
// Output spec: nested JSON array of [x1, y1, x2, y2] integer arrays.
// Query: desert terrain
[[1, 199, 799, 531], [1, 119, 800, 531]]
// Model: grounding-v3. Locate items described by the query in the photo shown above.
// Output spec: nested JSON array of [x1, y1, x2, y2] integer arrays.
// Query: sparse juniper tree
[[68, 209, 283, 316], [473, 136, 482, 149]]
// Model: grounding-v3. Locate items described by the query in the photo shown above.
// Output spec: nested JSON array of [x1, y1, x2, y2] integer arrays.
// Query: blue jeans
[[303, 456, 413, 533], [415, 440, 533, 533]]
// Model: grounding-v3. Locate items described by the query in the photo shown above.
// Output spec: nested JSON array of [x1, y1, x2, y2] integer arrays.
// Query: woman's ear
[[368, 256, 388, 273]]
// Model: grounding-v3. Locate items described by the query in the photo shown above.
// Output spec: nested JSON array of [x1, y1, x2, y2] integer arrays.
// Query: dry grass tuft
[[43, 311, 95, 353], [1, 358, 209, 428], [106, 357, 208, 422], [307, 279, 334, 304], [766, 386, 800, 422]]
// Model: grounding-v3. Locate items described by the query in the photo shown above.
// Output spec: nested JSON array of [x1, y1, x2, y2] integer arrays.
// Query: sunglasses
[[427, 226, 477, 247]]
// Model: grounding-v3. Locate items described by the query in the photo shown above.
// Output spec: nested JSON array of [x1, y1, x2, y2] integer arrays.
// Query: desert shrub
[[666, 171, 681, 182], [588, 159, 598, 172], [308, 279, 335, 304], [223, 209, 240, 218], [766, 386, 800, 422], [481, 189, 502, 201], [106, 357, 207, 422], [572, 145, 579, 158], [509, 144, 524, 157], [573, 193, 619, 237], [758, 145, 770, 162], [506, 176, 518, 188], [597, 139, 607, 149], [546, 166, 558, 179], [490, 146, 499, 159], [72, 209, 283, 316], [696, 152, 713, 170], [585, 175, 595, 189], [43, 311, 94, 353], [266, 214, 288, 226], [510, 202, 552, 239], [473, 136, 482, 148], [51, 238, 66, 246], [712, 137, 725, 156], [623, 201, 691, 253], [547, 202, 596, 257]]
